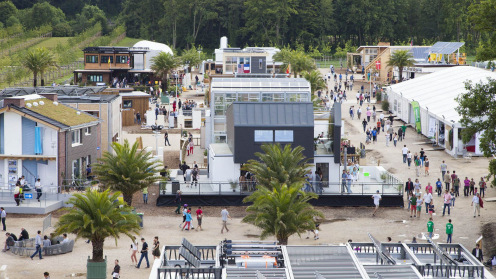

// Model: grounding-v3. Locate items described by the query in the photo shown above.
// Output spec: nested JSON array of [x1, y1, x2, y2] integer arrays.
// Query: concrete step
[[0, 200, 64, 214]]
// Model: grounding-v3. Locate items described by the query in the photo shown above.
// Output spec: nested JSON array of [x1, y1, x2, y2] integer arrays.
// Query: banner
[[411, 101, 421, 133]]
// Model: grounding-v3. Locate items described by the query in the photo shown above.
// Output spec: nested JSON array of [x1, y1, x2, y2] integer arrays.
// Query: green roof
[[25, 98, 98, 127]]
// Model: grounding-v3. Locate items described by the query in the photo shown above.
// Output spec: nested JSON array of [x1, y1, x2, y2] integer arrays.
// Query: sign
[[411, 101, 421, 133], [375, 60, 381, 70], [24, 193, 33, 199]]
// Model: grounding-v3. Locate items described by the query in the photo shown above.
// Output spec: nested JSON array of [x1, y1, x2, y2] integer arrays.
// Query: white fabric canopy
[[388, 66, 496, 123]]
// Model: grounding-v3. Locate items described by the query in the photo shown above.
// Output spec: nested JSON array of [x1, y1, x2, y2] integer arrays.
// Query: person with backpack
[[191, 167, 199, 187]]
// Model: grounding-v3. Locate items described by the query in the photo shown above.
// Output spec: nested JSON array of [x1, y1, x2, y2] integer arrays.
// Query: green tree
[[92, 140, 161, 206], [0, 1, 17, 26], [151, 51, 181, 92], [54, 189, 141, 262], [456, 79, 496, 187], [303, 70, 325, 93], [387, 50, 414, 82], [180, 45, 203, 72], [273, 49, 315, 77], [243, 181, 323, 245], [23, 2, 66, 30], [21, 47, 58, 87], [243, 143, 312, 190]]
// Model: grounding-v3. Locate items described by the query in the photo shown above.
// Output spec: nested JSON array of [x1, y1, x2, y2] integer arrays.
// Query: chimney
[[3, 97, 25, 108], [39, 93, 58, 102]]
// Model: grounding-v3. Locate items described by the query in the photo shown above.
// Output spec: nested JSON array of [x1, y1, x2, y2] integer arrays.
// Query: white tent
[[132, 40, 173, 71], [388, 66, 496, 156]]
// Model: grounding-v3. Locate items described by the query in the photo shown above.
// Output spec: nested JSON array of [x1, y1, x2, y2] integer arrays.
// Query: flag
[[127, 57, 130, 66], [375, 60, 381, 70], [108, 56, 111, 65]]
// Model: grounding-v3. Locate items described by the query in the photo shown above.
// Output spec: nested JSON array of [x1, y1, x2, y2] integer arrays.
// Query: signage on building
[[376, 60, 381, 70]]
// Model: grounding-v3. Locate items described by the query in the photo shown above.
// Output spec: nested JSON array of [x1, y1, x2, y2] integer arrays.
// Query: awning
[[0, 154, 56, 161]]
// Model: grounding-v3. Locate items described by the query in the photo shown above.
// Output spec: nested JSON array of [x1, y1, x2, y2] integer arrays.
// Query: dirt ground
[[2, 70, 496, 278]]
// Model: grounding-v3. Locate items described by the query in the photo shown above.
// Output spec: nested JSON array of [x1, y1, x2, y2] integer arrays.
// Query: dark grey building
[[226, 102, 314, 163]]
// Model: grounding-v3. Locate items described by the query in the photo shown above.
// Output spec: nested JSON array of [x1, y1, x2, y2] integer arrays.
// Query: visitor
[[440, 161, 448, 178], [435, 178, 442, 196], [464, 177, 470, 196], [221, 207, 232, 234], [427, 218, 434, 238], [472, 244, 483, 262], [196, 206, 203, 231], [409, 192, 417, 218], [424, 157, 430, 176], [479, 177, 486, 198], [444, 171, 451, 191], [471, 193, 482, 218], [136, 238, 149, 269], [0, 207, 6, 231], [30, 230, 43, 260], [446, 219, 453, 243], [442, 189, 452, 216], [423, 191, 433, 214], [35, 178, 42, 202], [152, 236, 160, 259], [130, 237, 138, 266], [112, 259, 121, 279], [372, 190, 381, 216], [142, 187, 148, 204], [402, 145, 408, 163]]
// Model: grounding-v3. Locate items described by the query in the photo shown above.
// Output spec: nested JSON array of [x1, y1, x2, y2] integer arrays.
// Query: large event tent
[[387, 66, 496, 157]]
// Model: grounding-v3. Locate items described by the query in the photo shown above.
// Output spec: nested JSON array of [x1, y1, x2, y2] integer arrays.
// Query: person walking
[[471, 193, 481, 218], [402, 145, 408, 163], [196, 206, 203, 231], [30, 230, 43, 260], [174, 191, 182, 214], [464, 177, 470, 196], [182, 209, 192, 231], [142, 187, 148, 204], [349, 107, 354, 120], [427, 218, 434, 238], [409, 193, 417, 218], [393, 133, 398, 147], [479, 177, 486, 198], [130, 238, 138, 266], [424, 157, 430, 176], [444, 171, 451, 191], [372, 190, 381, 216], [14, 183, 20, 206], [136, 238, 149, 268], [112, 259, 121, 279], [469, 178, 476, 195], [436, 178, 443, 196], [44, 272, 50, 279], [453, 174, 460, 197], [0, 207, 5, 231], [440, 161, 448, 178], [152, 236, 160, 259], [472, 244, 484, 262], [446, 219, 453, 243], [423, 191, 433, 214], [362, 118, 367, 132], [35, 178, 42, 202], [164, 131, 171, 146], [442, 189, 452, 216], [407, 151, 412, 168], [220, 207, 231, 234]]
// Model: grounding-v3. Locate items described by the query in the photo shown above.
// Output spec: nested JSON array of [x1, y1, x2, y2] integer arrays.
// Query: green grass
[[315, 60, 344, 69], [114, 37, 143, 47], [32, 37, 71, 49]]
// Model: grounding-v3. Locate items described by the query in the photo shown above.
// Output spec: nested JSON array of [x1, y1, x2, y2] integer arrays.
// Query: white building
[[387, 66, 496, 156]]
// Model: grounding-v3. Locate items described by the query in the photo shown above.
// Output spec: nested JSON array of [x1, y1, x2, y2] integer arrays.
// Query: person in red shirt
[[425, 182, 433, 194], [195, 206, 203, 231]]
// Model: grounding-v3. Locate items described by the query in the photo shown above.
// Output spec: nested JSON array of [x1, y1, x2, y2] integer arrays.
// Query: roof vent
[[33, 102, 38, 106], [26, 103, 32, 108], [76, 111, 81, 115], [53, 101, 58, 106], [39, 101, 44, 105]]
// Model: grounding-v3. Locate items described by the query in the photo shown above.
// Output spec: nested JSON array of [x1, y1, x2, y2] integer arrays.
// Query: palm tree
[[54, 189, 141, 262], [243, 181, 323, 245], [22, 47, 58, 87], [151, 51, 181, 92], [303, 70, 326, 94], [387, 49, 415, 82], [92, 140, 161, 206], [243, 143, 311, 190], [273, 49, 315, 77]]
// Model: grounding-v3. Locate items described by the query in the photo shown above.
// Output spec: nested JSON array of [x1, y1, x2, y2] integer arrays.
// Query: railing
[[156, 267, 222, 279], [160, 181, 403, 196]]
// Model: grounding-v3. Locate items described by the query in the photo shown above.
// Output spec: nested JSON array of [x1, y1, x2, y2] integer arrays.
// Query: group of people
[[13, 176, 43, 206], [179, 161, 200, 187]]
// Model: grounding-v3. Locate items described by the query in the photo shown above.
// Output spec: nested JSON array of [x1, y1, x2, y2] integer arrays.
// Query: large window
[[72, 129, 82, 145], [116, 55, 128, 63], [85, 127, 91, 135], [123, 100, 133, 108], [88, 75, 103, 82], [72, 159, 80, 178], [85, 55, 98, 63], [275, 130, 294, 142], [101, 56, 114, 63], [254, 130, 273, 142]]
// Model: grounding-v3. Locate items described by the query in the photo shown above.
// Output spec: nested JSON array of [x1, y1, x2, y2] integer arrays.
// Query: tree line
[[3, 0, 496, 60]]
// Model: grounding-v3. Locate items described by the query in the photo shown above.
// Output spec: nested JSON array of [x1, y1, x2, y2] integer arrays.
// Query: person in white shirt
[[423, 192, 433, 214], [471, 193, 481, 217], [30, 230, 43, 260], [372, 190, 382, 216], [402, 145, 408, 163], [35, 178, 42, 202], [42, 235, 51, 248], [61, 233, 70, 244]]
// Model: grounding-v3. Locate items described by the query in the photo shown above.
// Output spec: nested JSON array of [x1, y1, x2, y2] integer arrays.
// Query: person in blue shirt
[[371, 128, 377, 143], [341, 170, 347, 193], [436, 178, 443, 196]]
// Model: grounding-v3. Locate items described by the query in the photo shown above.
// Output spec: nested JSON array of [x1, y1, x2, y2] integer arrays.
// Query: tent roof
[[388, 66, 496, 123], [132, 40, 173, 55]]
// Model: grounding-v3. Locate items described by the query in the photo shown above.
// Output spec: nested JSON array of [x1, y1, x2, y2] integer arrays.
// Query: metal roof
[[427, 42, 465, 55], [211, 78, 310, 93], [0, 86, 107, 98], [229, 102, 314, 127], [57, 94, 119, 103]]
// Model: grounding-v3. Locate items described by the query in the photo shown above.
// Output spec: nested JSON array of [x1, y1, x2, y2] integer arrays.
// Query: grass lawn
[[114, 37, 143, 47], [29, 37, 72, 49], [316, 60, 345, 69]]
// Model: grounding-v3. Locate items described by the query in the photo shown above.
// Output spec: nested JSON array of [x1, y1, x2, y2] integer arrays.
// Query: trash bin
[[137, 213, 144, 228], [361, 148, 366, 158], [172, 181, 180, 194]]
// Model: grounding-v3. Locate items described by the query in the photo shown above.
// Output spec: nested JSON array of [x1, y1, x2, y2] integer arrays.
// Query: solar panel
[[182, 238, 201, 259], [256, 270, 267, 279], [179, 246, 201, 268], [426, 42, 465, 55]]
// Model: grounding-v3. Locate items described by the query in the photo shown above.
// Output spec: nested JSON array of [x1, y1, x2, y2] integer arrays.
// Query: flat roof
[[58, 94, 119, 103], [211, 78, 311, 92], [82, 46, 148, 54], [210, 143, 233, 156], [229, 102, 314, 127], [119, 91, 150, 97]]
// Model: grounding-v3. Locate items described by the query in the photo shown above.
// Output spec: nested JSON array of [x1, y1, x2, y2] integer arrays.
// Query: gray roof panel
[[230, 102, 314, 127]]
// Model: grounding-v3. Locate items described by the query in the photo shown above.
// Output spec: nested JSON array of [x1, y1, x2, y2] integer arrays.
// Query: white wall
[[38, 123, 58, 156], [4, 112, 22, 154], [111, 96, 123, 146], [37, 160, 57, 189]]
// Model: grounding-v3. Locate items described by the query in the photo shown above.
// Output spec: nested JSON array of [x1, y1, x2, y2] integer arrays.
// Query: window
[[259, 59, 263, 69], [72, 159, 80, 178], [116, 56, 128, 63], [88, 75, 103, 82], [85, 55, 98, 63], [85, 127, 91, 135], [101, 56, 114, 63], [86, 155, 91, 165], [123, 100, 133, 108], [275, 130, 294, 142], [393, 99, 398, 112], [72, 129, 82, 145], [254, 130, 273, 142]]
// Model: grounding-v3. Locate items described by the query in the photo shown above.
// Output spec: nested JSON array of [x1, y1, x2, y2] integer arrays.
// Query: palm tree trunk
[[91, 239, 105, 262], [123, 193, 133, 206], [33, 72, 37, 87], [277, 235, 288, 245], [399, 69, 403, 83], [41, 71, 45, 86]]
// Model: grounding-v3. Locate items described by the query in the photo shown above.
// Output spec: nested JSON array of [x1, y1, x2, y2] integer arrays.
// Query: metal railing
[[156, 267, 222, 279], [160, 181, 403, 196]]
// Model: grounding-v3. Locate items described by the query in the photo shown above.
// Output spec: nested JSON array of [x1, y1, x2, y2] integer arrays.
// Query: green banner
[[411, 101, 421, 133]]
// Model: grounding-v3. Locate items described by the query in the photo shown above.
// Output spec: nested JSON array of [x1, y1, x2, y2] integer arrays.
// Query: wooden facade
[[121, 93, 150, 126]]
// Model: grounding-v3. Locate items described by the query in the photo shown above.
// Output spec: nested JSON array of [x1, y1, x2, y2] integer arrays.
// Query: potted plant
[[204, 149, 208, 165], [229, 180, 238, 192], [54, 189, 141, 279], [380, 172, 388, 182]]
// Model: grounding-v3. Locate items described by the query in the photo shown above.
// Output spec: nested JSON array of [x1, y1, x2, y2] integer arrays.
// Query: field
[[114, 37, 142, 47], [30, 37, 71, 49]]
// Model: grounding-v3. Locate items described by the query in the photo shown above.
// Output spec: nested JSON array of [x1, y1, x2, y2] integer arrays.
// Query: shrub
[[381, 100, 390, 112]]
